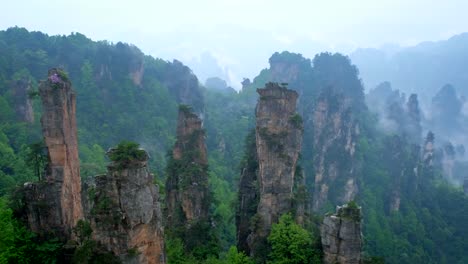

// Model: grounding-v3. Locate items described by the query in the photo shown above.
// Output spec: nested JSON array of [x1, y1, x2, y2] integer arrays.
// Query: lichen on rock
[[321, 202, 362, 264], [243, 82, 303, 259], [84, 143, 166, 264]]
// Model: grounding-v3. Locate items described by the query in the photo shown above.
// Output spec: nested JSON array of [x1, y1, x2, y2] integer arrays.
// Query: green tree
[[25, 141, 48, 181], [225, 246, 254, 264], [267, 214, 320, 264], [108, 140, 146, 168], [0, 198, 62, 264]]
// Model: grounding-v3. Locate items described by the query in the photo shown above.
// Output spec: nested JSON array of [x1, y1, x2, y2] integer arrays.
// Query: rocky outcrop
[[312, 89, 359, 212], [269, 52, 311, 84], [236, 130, 259, 254], [23, 68, 83, 239], [130, 63, 144, 86], [383, 93, 424, 211], [11, 77, 34, 123], [422, 132, 435, 167], [247, 82, 303, 257], [321, 203, 362, 264], [165, 106, 215, 256], [205, 77, 236, 94], [404, 94, 423, 144], [166, 106, 209, 225], [84, 148, 166, 264], [241, 78, 251, 90]]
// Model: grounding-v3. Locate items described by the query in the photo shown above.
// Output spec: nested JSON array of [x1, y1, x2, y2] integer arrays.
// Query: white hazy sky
[[2, 0, 468, 87], [3, 0, 467, 45]]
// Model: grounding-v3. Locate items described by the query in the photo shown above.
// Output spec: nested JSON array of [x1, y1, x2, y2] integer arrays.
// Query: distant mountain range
[[350, 32, 468, 102]]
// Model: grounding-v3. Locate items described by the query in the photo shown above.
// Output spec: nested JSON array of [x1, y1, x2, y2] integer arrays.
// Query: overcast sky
[[2, 0, 468, 87]]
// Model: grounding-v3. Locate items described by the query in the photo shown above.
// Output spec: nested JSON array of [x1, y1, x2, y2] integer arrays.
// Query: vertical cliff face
[[383, 93, 423, 211], [312, 89, 359, 212], [384, 139, 423, 212], [423, 132, 435, 167], [11, 78, 34, 123], [321, 203, 362, 264], [165, 106, 215, 255], [269, 54, 307, 84], [23, 68, 83, 238], [384, 136, 405, 212], [236, 130, 259, 254], [267, 52, 314, 107], [84, 147, 166, 264], [406, 94, 422, 144], [247, 82, 303, 257], [166, 106, 209, 225]]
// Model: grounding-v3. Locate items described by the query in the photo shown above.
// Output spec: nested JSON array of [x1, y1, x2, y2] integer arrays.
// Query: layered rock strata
[[321, 203, 362, 264], [236, 130, 259, 254], [165, 106, 210, 226], [312, 89, 359, 212], [248, 82, 303, 257], [23, 68, 83, 238], [84, 148, 166, 264]]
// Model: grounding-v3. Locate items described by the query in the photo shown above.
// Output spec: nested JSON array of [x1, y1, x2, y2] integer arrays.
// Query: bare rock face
[[166, 106, 209, 225], [406, 94, 422, 144], [321, 203, 362, 264], [23, 68, 83, 238], [164, 106, 217, 256], [248, 82, 303, 257], [236, 130, 259, 254], [130, 63, 144, 87], [423, 132, 435, 167], [269, 52, 311, 85], [11, 78, 34, 123], [84, 149, 166, 264], [312, 89, 359, 212]]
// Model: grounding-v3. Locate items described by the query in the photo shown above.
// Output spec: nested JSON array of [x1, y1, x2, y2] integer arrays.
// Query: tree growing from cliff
[[108, 140, 146, 168], [25, 141, 48, 181]]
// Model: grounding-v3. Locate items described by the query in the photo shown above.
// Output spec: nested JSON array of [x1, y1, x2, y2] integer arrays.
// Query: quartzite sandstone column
[[23, 68, 83, 238], [249, 82, 303, 256]]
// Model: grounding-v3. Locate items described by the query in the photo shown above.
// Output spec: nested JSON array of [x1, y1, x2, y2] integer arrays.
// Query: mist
[[3, 0, 468, 89]]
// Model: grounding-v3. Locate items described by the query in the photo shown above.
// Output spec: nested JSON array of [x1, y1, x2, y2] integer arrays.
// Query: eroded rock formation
[[423, 132, 435, 167], [166, 106, 209, 225], [83, 148, 166, 264], [406, 94, 422, 144], [312, 89, 359, 212], [165, 106, 215, 256], [236, 130, 259, 254], [321, 203, 362, 264], [247, 82, 303, 257], [269, 52, 311, 84], [23, 68, 83, 239]]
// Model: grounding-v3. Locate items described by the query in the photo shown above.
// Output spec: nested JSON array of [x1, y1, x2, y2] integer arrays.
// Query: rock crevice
[[321, 203, 362, 264], [312, 89, 359, 212], [243, 82, 303, 258], [23, 68, 83, 239], [83, 148, 166, 264]]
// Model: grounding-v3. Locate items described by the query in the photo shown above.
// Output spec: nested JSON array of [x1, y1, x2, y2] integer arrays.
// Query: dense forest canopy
[[0, 27, 467, 264]]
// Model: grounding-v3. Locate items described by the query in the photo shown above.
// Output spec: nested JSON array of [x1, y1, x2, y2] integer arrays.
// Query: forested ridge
[[0, 27, 467, 264]]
